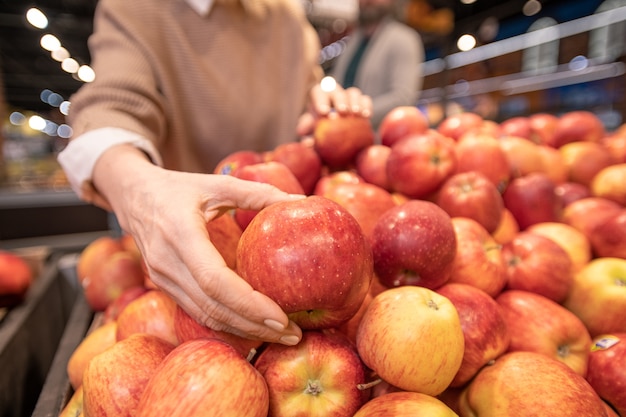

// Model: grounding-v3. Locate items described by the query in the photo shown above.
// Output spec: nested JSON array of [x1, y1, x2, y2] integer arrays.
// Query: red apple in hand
[[82, 333, 175, 417], [448, 217, 507, 298], [458, 351, 608, 416], [501, 231, 574, 303], [496, 290, 592, 376], [254, 330, 369, 417], [313, 112, 375, 169], [436, 171, 504, 234], [0, 250, 33, 308], [386, 131, 457, 199], [267, 139, 322, 195], [356, 286, 465, 396], [502, 172, 562, 230], [354, 391, 459, 416], [371, 200, 457, 290], [586, 333, 626, 416], [437, 283, 510, 387], [135, 338, 269, 417], [236, 195, 373, 329], [378, 105, 429, 147], [563, 257, 626, 337]]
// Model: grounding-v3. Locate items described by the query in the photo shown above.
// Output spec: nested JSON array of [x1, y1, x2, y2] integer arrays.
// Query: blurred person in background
[[329, 0, 424, 130], [58, 0, 372, 347]]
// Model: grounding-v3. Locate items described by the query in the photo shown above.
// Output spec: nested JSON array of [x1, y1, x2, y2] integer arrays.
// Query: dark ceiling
[[0, 0, 563, 114]]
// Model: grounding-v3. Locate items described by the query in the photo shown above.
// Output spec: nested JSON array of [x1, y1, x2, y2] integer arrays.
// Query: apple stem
[[246, 348, 258, 362], [357, 378, 382, 390], [304, 380, 323, 396]]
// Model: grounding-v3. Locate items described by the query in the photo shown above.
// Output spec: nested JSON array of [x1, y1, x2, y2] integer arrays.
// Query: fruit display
[[58, 107, 626, 416]]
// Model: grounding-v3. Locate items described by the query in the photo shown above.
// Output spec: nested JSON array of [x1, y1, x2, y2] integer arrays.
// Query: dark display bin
[[0, 253, 90, 417]]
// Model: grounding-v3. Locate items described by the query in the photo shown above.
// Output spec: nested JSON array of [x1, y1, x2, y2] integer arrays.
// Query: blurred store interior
[[0, 0, 625, 242]]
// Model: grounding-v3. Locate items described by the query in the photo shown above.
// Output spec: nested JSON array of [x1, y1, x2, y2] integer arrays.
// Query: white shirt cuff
[[57, 127, 162, 206]]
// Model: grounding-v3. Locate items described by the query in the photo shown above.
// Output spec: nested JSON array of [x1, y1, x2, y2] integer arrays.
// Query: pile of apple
[[61, 107, 626, 417]]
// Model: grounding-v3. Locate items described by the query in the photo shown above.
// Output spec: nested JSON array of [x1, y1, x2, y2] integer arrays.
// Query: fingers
[[308, 83, 372, 118]]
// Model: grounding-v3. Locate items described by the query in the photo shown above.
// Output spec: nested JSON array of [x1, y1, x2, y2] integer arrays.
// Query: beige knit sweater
[[68, 0, 323, 173]]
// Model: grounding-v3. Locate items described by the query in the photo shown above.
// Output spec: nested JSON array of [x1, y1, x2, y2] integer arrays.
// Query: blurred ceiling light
[[77, 65, 96, 82], [61, 57, 80, 73], [479, 17, 499, 42], [28, 115, 47, 131], [51, 47, 70, 62], [59, 101, 71, 115], [320, 76, 337, 92], [57, 124, 73, 139], [523, 0, 542, 16], [457, 34, 477, 51], [460, 0, 477, 4], [40, 34, 61, 51], [26, 8, 48, 29], [9, 112, 26, 126]]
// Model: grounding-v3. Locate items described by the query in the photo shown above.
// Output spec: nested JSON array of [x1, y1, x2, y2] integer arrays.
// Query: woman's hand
[[92, 145, 304, 345], [296, 83, 373, 137]]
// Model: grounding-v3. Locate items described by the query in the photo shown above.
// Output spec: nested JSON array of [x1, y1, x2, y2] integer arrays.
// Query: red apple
[[236, 195, 373, 329], [586, 333, 626, 416], [213, 149, 263, 176], [559, 141, 617, 187], [529, 112, 559, 146], [437, 112, 484, 141], [313, 170, 364, 196], [602, 131, 626, 163], [436, 171, 504, 234], [563, 257, 626, 337], [498, 135, 545, 179], [588, 208, 626, 259], [555, 181, 592, 207], [448, 217, 507, 298], [551, 110, 606, 148], [267, 139, 323, 195], [458, 351, 609, 416], [499, 116, 533, 140], [561, 197, 623, 239], [502, 172, 562, 230], [354, 391, 459, 416], [590, 163, 626, 206], [67, 321, 118, 390], [232, 161, 305, 230], [102, 286, 149, 324], [371, 200, 457, 290], [378, 105, 429, 147], [0, 250, 33, 308], [526, 221, 592, 272], [496, 290, 592, 376], [501, 231, 574, 303], [135, 338, 269, 417], [537, 144, 569, 184], [205, 212, 243, 271], [320, 181, 397, 242], [254, 330, 369, 417], [82, 333, 175, 417], [115, 289, 180, 346], [491, 207, 520, 245], [173, 304, 262, 358], [313, 113, 375, 169], [455, 134, 511, 193], [437, 283, 510, 387], [76, 235, 124, 284], [356, 286, 464, 396], [82, 250, 146, 312], [386, 131, 457, 199], [354, 144, 392, 190]]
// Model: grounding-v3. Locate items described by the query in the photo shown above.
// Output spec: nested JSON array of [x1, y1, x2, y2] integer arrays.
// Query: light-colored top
[[58, 0, 322, 203], [329, 17, 424, 129]]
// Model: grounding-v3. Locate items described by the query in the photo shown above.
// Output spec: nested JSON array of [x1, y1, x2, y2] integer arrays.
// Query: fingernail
[[264, 319, 286, 332], [279, 335, 301, 346]]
